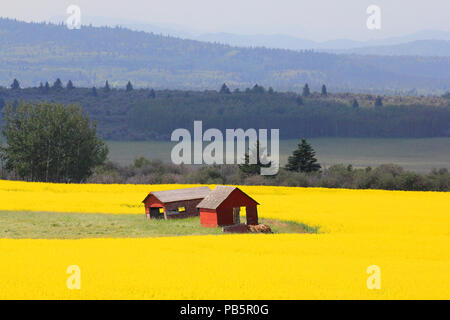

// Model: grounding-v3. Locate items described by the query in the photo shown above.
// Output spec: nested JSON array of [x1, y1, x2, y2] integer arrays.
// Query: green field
[[0, 211, 316, 239], [107, 138, 450, 173]]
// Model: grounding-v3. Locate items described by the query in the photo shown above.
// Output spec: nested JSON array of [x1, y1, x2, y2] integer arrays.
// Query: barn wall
[[145, 205, 166, 215], [217, 207, 234, 226], [163, 198, 203, 219], [213, 189, 259, 226], [200, 209, 218, 227], [144, 195, 164, 208], [246, 206, 258, 225], [218, 189, 258, 210], [144, 194, 204, 219], [143, 194, 165, 216]]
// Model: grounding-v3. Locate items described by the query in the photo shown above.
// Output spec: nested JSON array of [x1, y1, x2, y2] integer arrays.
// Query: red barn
[[142, 187, 211, 219], [197, 186, 259, 227]]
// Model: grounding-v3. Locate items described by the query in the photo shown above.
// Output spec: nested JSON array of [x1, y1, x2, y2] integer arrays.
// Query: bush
[[77, 157, 450, 191]]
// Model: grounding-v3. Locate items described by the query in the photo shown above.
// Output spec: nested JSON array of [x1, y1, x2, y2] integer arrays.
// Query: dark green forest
[[1, 83, 449, 140], [1, 18, 450, 93]]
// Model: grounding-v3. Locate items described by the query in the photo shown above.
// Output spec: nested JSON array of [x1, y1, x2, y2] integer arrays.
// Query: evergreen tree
[[104, 80, 110, 93], [286, 138, 321, 173], [239, 140, 271, 176], [375, 96, 383, 108], [219, 83, 231, 94], [92, 86, 98, 96], [321, 84, 327, 96], [148, 88, 156, 99], [44, 81, 50, 93], [38, 82, 45, 92], [10, 79, 20, 90], [268, 87, 274, 94], [66, 80, 74, 90], [302, 83, 310, 97], [126, 81, 133, 91], [352, 98, 359, 109], [252, 84, 265, 93], [53, 78, 63, 90]]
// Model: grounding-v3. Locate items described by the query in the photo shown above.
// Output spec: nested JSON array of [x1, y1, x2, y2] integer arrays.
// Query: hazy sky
[[1, 0, 449, 40]]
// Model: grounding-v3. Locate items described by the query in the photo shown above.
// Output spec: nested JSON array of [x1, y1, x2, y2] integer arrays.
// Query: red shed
[[197, 186, 259, 227], [142, 186, 211, 219]]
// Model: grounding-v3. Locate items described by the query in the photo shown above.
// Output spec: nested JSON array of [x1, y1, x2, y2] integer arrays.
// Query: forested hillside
[[1, 84, 449, 140], [330, 40, 450, 57], [1, 18, 450, 94]]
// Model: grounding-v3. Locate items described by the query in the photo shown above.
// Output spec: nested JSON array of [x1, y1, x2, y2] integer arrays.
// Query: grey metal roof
[[196, 185, 238, 209], [144, 186, 211, 203]]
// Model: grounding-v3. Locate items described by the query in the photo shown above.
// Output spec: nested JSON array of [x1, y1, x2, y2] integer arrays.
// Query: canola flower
[[0, 179, 449, 299]]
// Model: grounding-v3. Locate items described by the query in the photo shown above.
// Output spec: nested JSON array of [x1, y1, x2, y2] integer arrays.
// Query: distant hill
[[328, 40, 450, 57], [0, 18, 450, 93], [195, 30, 450, 52]]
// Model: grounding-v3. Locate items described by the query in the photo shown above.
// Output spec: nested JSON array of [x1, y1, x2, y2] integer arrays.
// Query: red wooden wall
[[143, 194, 203, 219], [199, 208, 218, 227]]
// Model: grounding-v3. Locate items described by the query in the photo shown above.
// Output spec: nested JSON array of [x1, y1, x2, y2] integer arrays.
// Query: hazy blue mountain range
[[50, 15, 450, 52], [1, 18, 449, 93], [329, 40, 450, 56], [194, 32, 410, 50], [195, 30, 450, 55]]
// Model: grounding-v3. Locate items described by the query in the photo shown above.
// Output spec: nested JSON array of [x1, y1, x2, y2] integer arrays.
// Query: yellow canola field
[[0, 180, 449, 299]]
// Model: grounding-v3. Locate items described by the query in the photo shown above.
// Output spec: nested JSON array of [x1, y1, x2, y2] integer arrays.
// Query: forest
[[0, 82, 449, 140]]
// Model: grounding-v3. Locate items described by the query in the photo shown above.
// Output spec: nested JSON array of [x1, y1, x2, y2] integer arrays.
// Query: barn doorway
[[232, 207, 247, 224], [150, 207, 164, 219]]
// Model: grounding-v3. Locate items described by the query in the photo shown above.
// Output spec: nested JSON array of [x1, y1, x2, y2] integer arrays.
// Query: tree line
[[85, 157, 450, 192], [1, 81, 449, 141], [1, 101, 448, 190]]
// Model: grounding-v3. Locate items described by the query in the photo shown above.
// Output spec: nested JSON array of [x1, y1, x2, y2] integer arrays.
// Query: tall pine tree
[[104, 80, 111, 93], [321, 84, 327, 96], [53, 78, 63, 90], [126, 81, 133, 91], [286, 138, 321, 173], [302, 83, 310, 97], [10, 79, 20, 90], [239, 140, 271, 176], [219, 83, 231, 94], [66, 80, 74, 90]]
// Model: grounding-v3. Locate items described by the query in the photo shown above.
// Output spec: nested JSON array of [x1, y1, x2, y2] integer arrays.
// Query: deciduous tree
[[1, 102, 108, 182]]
